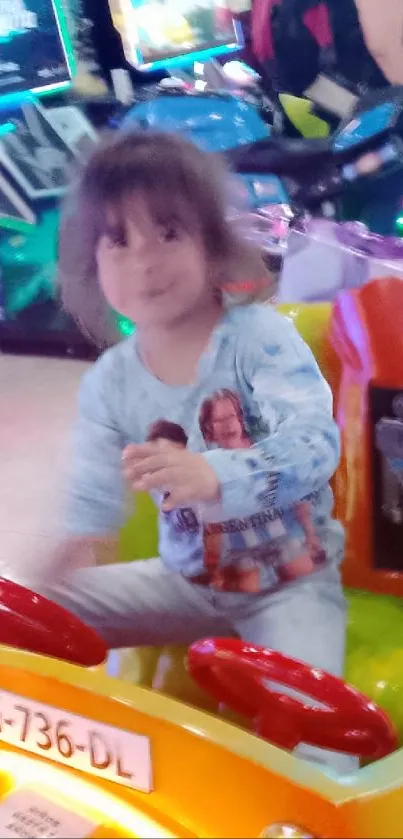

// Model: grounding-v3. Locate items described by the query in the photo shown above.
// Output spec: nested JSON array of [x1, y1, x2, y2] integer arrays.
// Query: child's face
[[97, 197, 211, 328]]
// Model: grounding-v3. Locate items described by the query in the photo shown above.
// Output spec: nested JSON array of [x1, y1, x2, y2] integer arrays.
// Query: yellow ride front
[[0, 646, 403, 838]]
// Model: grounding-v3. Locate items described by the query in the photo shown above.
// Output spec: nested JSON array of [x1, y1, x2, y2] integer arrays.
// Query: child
[[45, 130, 354, 773]]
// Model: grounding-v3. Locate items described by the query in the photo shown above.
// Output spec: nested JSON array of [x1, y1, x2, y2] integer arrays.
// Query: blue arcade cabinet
[[0, 0, 103, 358]]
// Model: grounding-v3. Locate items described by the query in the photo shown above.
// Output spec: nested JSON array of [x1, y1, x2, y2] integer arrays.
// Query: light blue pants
[[37, 559, 358, 776]]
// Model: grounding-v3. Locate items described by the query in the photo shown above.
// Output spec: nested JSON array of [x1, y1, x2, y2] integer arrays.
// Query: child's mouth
[[146, 283, 173, 300]]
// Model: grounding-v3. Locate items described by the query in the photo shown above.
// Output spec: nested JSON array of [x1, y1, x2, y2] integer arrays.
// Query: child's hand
[[122, 443, 220, 509]]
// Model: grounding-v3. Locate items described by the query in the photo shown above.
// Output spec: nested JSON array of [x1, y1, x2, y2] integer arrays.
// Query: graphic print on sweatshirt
[[147, 385, 326, 594], [198, 389, 326, 592], [146, 419, 199, 535]]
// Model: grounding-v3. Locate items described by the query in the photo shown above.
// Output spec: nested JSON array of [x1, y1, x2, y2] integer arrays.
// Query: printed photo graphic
[[199, 389, 262, 590], [146, 419, 199, 534], [199, 388, 252, 450], [198, 389, 326, 593]]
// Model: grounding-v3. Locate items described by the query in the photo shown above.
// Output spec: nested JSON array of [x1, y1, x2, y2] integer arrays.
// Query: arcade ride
[[2, 14, 403, 839], [1, 285, 403, 836], [115, 285, 403, 739], [0, 580, 403, 839], [0, 644, 392, 839]]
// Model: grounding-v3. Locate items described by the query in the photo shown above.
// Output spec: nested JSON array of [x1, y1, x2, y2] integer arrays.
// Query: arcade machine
[[109, 0, 243, 74], [0, 0, 119, 359], [0, 0, 96, 357]]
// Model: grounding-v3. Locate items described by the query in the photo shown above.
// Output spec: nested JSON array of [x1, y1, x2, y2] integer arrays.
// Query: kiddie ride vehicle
[[0, 573, 403, 838], [3, 282, 403, 838]]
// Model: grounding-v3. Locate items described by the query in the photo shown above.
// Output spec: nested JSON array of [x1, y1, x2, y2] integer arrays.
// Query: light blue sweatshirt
[[65, 304, 344, 591]]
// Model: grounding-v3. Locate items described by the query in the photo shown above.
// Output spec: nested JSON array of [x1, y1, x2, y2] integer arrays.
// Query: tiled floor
[[0, 354, 90, 581]]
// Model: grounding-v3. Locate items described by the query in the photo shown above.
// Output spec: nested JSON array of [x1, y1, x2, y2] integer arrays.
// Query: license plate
[[0, 690, 153, 793]]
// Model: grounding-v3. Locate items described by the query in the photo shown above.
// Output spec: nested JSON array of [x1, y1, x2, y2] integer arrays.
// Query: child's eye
[[110, 234, 127, 248], [105, 226, 127, 248], [160, 224, 182, 243]]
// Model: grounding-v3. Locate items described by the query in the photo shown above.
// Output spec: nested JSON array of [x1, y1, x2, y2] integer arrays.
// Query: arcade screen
[[0, 0, 74, 97], [110, 0, 241, 70]]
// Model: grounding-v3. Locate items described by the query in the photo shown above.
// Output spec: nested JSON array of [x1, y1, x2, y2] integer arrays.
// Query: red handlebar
[[188, 638, 397, 759], [0, 578, 106, 667]]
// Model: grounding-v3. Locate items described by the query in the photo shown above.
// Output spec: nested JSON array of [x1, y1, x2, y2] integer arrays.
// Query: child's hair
[[58, 130, 274, 347]]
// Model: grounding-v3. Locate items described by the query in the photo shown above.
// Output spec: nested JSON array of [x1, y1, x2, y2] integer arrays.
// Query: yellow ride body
[[1, 646, 403, 838]]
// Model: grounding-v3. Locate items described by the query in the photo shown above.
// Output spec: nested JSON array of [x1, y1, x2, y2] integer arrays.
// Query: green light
[[34, 80, 73, 97], [395, 215, 403, 236], [140, 42, 240, 72], [31, 0, 76, 96], [0, 217, 35, 234], [49, 0, 77, 79], [116, 315, 135, 337]]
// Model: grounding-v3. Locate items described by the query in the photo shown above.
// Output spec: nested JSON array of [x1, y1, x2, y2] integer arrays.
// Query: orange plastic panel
[[330, 277, 403, 596], [0, 647, 403, 838], [0, 647, 348, 839]]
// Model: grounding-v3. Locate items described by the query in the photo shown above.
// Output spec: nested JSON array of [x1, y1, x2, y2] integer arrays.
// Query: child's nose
[[132, 242, 159, 274], [128, 225, 152, 254], [138, 259, 159, 279], [132, 236, 150, 259]]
